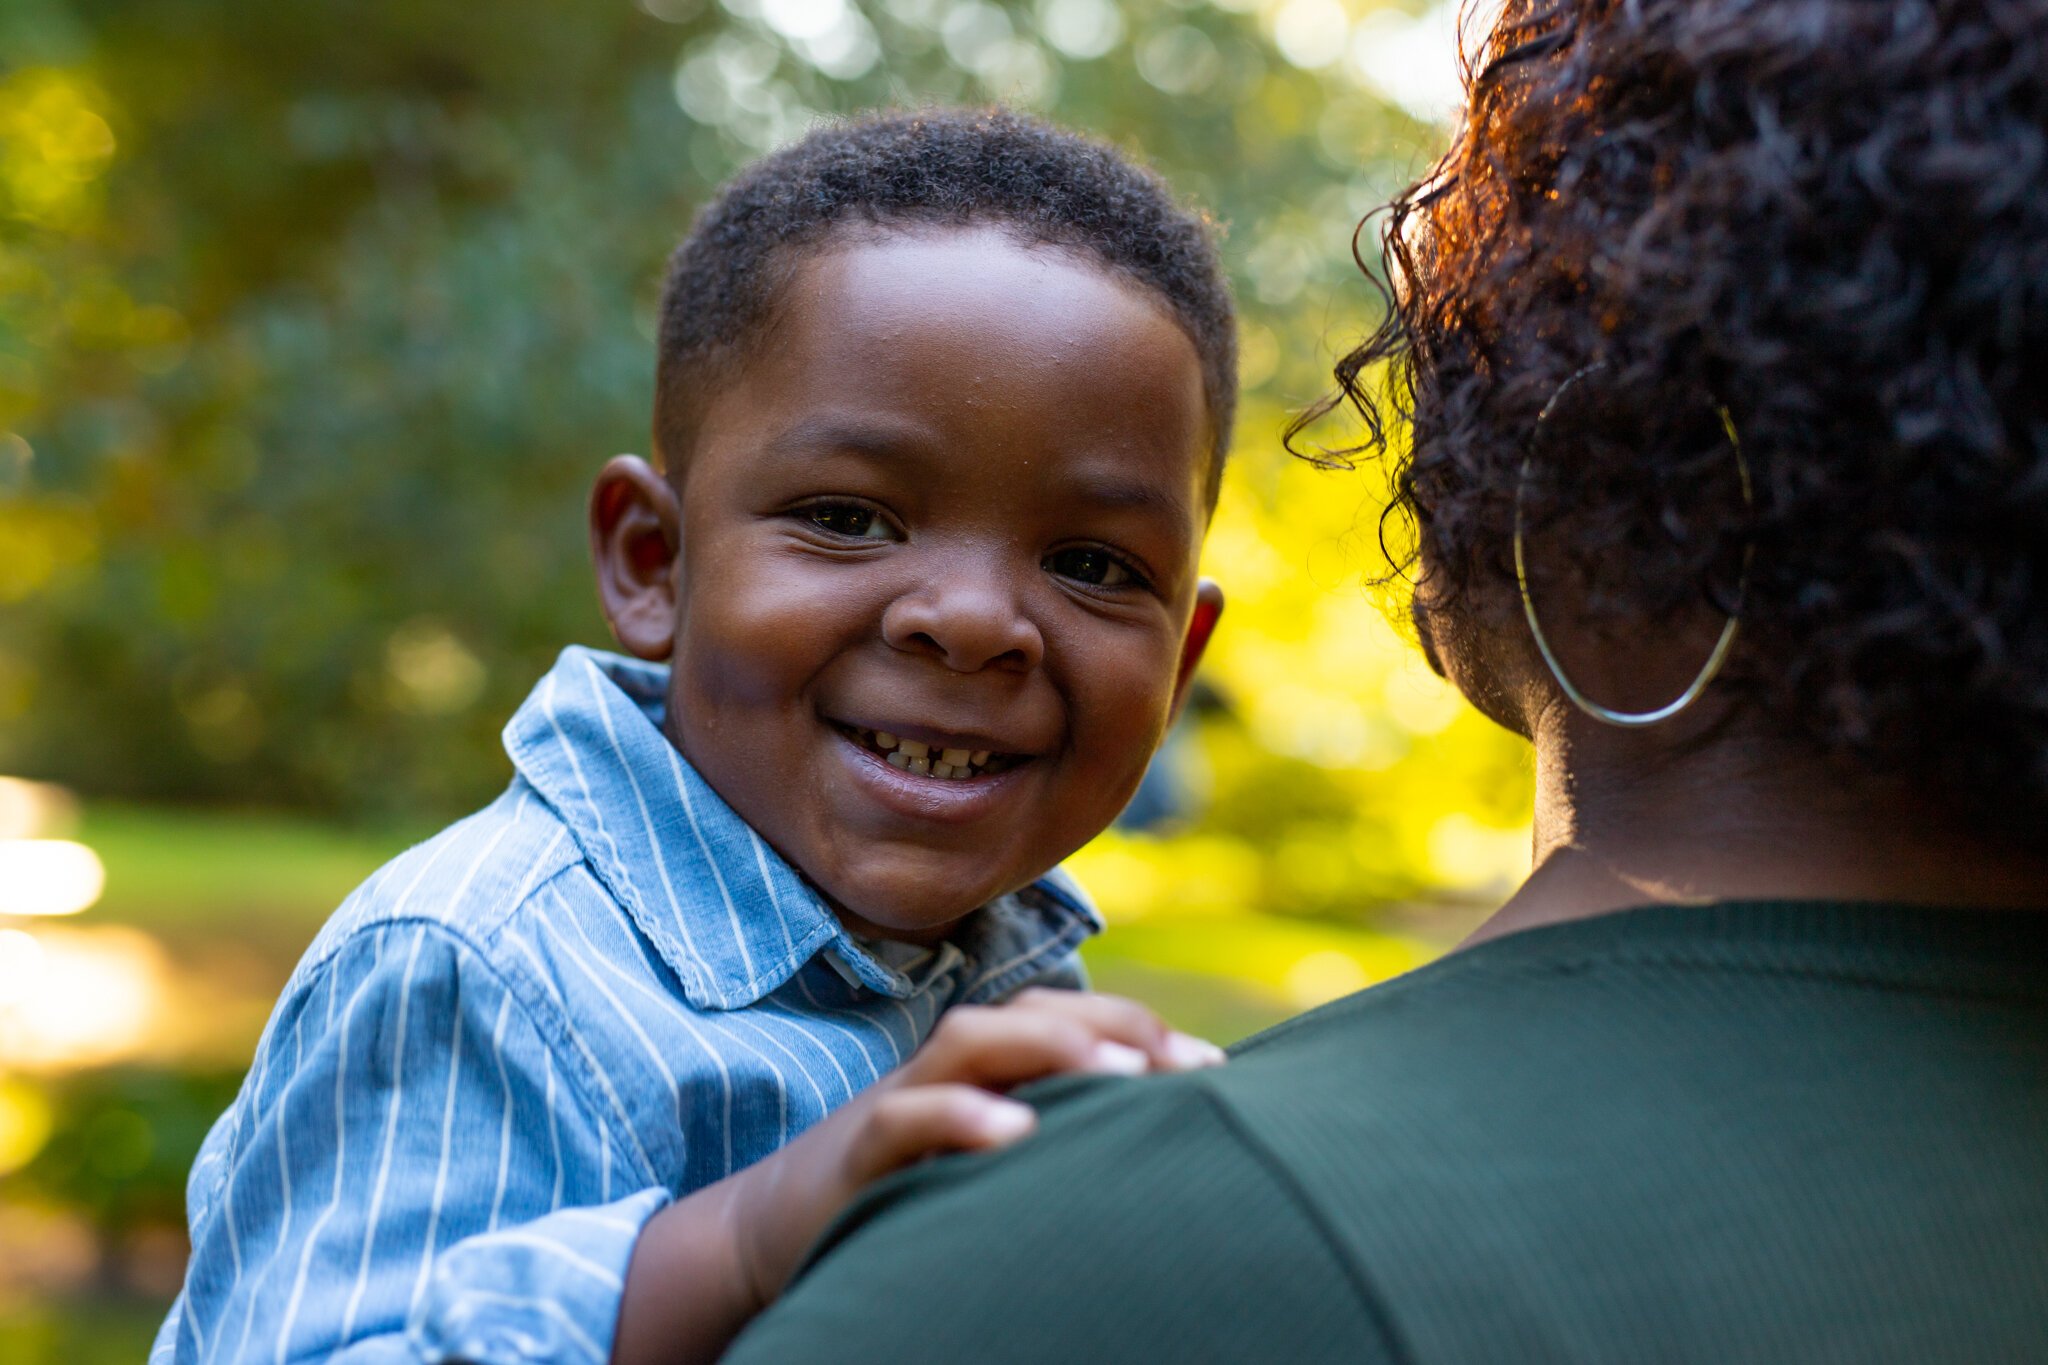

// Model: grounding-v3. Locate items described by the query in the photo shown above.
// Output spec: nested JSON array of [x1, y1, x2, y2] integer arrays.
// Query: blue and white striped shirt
[[152, 646, 1101, 1365]]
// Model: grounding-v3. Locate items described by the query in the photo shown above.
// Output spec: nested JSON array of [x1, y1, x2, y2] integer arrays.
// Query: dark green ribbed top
[[727, 902, 2048, 1363]]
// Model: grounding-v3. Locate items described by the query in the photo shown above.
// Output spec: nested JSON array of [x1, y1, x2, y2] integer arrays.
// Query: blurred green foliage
[[0, 1301, 165, 1365], [0, 0, 1427, 810], [1, 0, 1527, 930], [14, 1066, 243, 1233]]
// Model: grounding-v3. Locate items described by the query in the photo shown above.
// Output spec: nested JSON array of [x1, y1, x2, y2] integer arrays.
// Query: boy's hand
[[612, 990, 1224, 1365], [731, 988, 1227, 1306]]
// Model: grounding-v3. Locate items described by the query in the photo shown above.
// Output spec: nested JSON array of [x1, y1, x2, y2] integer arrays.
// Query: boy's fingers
[[907, 1006, 1142, 1088], [843, 1085, 1038, 1184], [908, 1000, 1222, 1090], [1005, 988, 1228, 1072]]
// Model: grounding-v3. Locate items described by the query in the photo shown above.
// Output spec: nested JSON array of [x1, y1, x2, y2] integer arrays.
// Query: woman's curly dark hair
[[1307, 0, 2048, 839]]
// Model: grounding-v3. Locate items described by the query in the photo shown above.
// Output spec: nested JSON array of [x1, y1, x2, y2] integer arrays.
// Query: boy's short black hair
[[656, 107, 1237, 499]]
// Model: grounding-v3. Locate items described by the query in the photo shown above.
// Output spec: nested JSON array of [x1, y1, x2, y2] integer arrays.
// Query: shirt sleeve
[[722, 1072, 1399, 1364], [155, 921, 670, 1365]]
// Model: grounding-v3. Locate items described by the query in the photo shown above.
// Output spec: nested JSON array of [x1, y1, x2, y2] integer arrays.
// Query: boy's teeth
[[853, 725, 1012, 780]]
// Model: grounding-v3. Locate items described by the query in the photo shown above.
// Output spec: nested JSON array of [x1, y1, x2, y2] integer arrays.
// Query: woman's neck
[[1463, 710, 2048, 949]]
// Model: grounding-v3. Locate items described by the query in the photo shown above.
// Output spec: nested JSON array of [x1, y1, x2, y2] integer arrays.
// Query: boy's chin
[[823, 871, 1016, 947]]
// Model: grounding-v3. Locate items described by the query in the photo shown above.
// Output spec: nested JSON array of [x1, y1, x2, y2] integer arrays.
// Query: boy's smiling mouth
[[831, 722, 1031, 781]]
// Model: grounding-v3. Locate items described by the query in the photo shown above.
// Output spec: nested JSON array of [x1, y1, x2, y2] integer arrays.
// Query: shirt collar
[[503, 647, 1102, 1010]]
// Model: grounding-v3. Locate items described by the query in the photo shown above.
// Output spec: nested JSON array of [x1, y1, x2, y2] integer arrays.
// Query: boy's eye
[[801, 503, 897, 541], [1044, 546, 1138, 588]]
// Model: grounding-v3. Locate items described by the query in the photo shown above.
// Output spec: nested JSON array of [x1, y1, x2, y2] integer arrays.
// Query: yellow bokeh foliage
[[1070, 386, 1532, 994], [0, 69, 116, 230]]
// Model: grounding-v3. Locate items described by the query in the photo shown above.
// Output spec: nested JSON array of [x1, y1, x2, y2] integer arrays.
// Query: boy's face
[[594, 225, 1220, 941]]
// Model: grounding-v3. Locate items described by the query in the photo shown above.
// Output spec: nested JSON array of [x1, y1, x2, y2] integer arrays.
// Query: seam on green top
[[1193, 1080, 1416, 1365]]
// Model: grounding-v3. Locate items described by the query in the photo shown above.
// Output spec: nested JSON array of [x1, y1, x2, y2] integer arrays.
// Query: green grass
[[78, 803, 420, 944]]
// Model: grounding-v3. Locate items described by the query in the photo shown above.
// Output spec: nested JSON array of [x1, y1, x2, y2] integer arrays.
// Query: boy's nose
[[881, 570, 1045, 674]]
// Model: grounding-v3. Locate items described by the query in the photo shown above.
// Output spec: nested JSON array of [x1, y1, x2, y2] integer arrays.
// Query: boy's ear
[[1168, 578, 1224, 723], [590, 455, 682, 662]]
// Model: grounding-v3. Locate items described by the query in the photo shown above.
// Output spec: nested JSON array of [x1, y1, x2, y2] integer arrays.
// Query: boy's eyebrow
[[1055, 467, 1193, 521], [762, 415, 941, 465]]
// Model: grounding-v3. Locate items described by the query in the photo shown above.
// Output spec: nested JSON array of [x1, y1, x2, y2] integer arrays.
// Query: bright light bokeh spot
[[941, 0, 1015, 74], [793, 10, 882, 79], [637, 0, 703, 24], [1272, 0, 1350, 70], [1349, 0, 1465, 124], [1136, 25, 1221, 96], [1037, 0, 1122, 60], [0, 775, 77, 840], [0, 838, 106, 917], [385, 618, 487, 716], [761, 0, 848, 41], [0, 924, 166, 1070], [0, 927, 43, 998]]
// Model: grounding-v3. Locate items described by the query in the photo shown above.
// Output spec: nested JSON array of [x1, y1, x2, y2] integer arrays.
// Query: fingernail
[[1165, 1032, 1229, 1070], [1087, 1040, 1151, 1075], [981, 1100, 1036, 1142]]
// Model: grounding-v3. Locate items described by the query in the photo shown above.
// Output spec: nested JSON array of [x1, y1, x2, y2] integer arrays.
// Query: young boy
[[154, 107, 1237, 1365]]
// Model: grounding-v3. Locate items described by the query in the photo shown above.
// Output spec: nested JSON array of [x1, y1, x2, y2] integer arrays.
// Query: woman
[[721, 0, 2048, 1358]]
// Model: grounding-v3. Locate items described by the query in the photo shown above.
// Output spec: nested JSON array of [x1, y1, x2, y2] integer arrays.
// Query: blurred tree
[[1, 0, 1528, 923]]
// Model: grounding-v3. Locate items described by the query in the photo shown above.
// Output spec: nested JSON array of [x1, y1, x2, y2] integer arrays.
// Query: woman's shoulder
[[733, 904, 2048, 1362], [727, 1066, 1400, 1364], [1186, 901, 2048, 1361]]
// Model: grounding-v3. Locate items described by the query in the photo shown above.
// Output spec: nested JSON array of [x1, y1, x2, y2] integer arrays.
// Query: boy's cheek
[[675, 561, 875, 688], [1067, 623, 1187, 722], [1065, 674, 1176, 806]]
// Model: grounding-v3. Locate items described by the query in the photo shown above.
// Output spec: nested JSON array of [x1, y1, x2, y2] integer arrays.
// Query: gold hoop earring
[[1512, 365, 1755, 728]]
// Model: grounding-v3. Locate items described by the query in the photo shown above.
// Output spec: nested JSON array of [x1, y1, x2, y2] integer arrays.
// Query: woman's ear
[[590, 455, 682, 661], [1168, 578, 1225, 722]]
